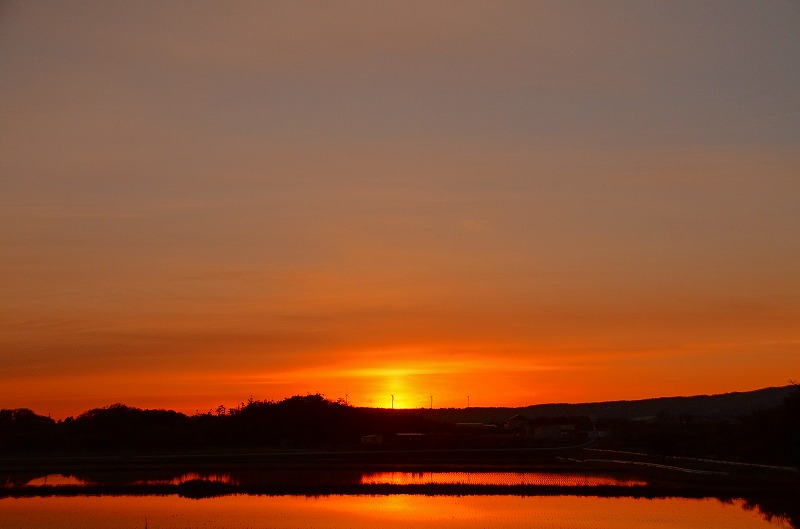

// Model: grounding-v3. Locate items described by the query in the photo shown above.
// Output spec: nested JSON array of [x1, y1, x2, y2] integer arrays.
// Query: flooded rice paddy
[[0, 494, 790, 529], [0, 470, 794, 528]]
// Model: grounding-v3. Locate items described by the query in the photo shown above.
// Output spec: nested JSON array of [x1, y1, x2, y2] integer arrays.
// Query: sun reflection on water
[[0, 495, 790, 529]]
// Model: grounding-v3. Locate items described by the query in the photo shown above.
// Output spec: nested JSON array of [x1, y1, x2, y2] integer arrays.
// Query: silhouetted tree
[[0, 408, 56, 451]]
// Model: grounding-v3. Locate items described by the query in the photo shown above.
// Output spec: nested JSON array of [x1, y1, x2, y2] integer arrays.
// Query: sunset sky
[[1, 1, 799, 418]]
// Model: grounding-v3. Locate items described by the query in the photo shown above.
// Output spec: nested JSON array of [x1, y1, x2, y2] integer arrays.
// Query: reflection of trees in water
[[1, 473, 41, 488], [743, 496, 798, 529], [8, 469, 367, 488]]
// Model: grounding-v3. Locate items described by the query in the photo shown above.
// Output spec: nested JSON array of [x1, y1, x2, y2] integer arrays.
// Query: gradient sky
[[2, 1, 799, 418]]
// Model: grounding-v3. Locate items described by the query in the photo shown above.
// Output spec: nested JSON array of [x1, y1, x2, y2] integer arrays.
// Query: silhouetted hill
[[411, 386, 797, 424]]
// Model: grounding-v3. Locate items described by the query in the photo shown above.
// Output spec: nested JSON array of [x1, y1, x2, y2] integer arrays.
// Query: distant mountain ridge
[[409, 385, 797, 425]]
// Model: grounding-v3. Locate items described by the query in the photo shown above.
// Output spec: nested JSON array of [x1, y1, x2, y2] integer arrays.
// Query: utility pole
[[430, 395, 433, 409], [391, 394, 394, 410], [467, 395, 470, 409], [345, 394, 349, 406]]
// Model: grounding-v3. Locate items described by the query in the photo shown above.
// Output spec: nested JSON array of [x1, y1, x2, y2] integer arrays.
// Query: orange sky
[[1, 2, 799, 418]]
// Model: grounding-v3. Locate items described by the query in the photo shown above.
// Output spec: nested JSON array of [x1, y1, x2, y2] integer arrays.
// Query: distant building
[[504, 414, 532, 436], [530, 416, 593, 441], [456, 423, 498, 431], [533, 423, 575, 440], [395, 432, 426, 445], [587, 430, 608, 440], [360, 434, 382, 445]]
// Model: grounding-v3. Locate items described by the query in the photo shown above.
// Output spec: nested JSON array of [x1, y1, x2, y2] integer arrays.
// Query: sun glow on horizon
[[236, 344, 571, 410], [1, 1, 799, 426]]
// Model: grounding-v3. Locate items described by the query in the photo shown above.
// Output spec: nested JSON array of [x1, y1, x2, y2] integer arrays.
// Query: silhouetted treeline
[[0, 409, 55, 452], [0, 394, 450, 452], [1, 387, 798, 465]]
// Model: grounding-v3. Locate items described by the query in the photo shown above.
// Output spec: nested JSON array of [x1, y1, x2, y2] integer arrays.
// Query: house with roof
[[504, 414, 532, 436]]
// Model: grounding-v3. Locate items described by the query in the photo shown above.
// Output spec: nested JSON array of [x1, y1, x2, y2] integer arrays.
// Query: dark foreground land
[[2, 385, 799, 525], [3, 385, 799, 461]]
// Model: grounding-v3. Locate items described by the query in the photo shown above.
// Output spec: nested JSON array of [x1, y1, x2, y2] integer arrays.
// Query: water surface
[[0, 495, 789, 529]]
